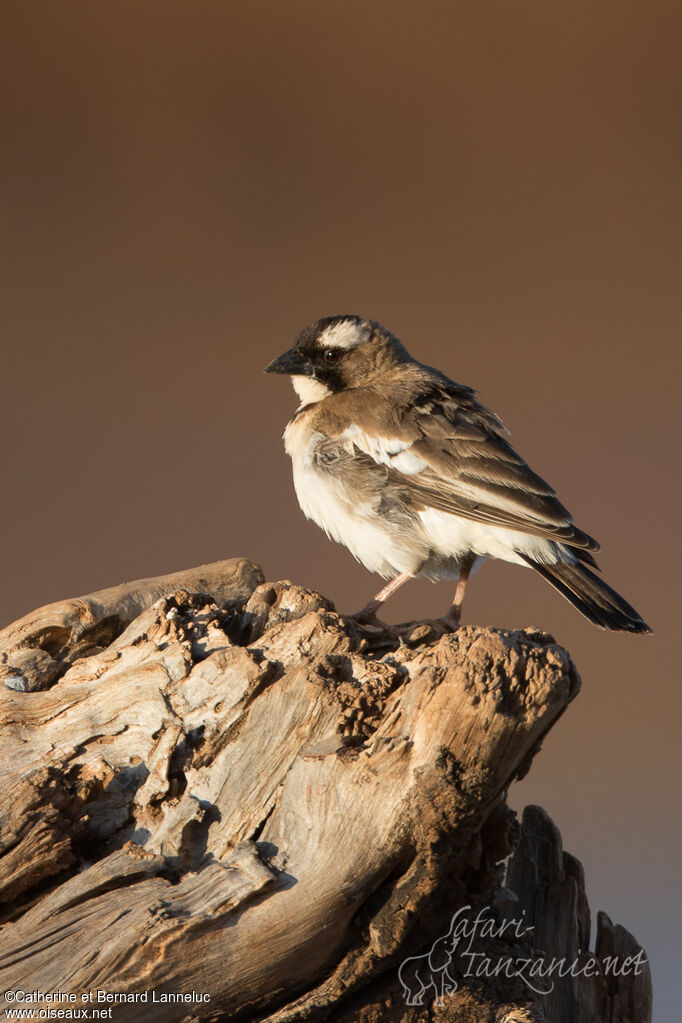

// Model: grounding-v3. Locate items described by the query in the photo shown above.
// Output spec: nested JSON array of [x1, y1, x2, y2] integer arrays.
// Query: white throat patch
[[319, 319, 370, 351], [291, 375, 332, 406]]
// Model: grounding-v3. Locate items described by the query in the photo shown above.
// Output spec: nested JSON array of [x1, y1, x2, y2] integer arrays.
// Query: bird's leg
[[351, 572, 412, 623], [443, 554, 475, 628]]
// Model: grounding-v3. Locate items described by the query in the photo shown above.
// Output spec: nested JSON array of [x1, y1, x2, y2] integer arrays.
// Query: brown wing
[[399, 386, 599, 552], [315, 377, 600, 556]]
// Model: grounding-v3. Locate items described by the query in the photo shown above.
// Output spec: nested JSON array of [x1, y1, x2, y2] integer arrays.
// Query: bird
[[265, 315, 650, 633]]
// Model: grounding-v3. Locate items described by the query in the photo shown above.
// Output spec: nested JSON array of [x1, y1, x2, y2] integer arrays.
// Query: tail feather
[[518, 555, 651, 634]]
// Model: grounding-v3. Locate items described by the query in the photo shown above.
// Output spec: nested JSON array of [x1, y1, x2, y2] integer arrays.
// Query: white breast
[[284, 417, 426, 578]]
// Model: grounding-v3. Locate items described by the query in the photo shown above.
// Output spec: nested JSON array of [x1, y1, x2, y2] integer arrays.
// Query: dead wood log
[[502, 806, 653, 1023], [0, 560, 650, 1022], [0, 558, 264, 692]]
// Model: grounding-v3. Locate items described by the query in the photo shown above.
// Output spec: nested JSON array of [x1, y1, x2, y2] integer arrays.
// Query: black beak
[[264, 347, 310, 376]]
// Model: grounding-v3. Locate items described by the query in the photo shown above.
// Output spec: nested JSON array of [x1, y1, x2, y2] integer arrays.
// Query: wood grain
[[0, 563, 649, 1021]]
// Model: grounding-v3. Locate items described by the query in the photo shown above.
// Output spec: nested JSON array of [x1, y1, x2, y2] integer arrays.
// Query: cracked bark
[[0, 559, 650, 1022]]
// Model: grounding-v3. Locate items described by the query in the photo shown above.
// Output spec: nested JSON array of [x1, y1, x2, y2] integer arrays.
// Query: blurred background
[[1, 1, 679, 1015]]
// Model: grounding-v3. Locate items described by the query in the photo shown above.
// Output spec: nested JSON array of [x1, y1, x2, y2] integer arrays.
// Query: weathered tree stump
[[0, 559, 650, 1021]]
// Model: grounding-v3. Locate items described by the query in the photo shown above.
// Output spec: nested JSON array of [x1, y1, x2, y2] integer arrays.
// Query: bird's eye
[[324, 348, 343, 364]]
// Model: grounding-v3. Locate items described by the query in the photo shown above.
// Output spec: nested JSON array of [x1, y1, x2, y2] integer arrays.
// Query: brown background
[[1, 2, 679, 1016]]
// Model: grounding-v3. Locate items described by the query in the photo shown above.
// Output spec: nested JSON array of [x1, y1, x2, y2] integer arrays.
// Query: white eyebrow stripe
[[318, 320, 369, 350], [339, 425, 428, 475]]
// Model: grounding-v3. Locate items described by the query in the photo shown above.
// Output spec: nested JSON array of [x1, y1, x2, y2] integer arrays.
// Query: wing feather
[[313, 377, 600, 554]]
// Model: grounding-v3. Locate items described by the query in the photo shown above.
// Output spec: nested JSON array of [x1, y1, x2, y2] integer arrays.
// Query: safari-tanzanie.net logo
[[398, 905, 648, 1008]]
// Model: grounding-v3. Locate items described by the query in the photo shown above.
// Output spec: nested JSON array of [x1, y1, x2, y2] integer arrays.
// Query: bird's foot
[[346, 611, 400, 652], [440, 607, 463, 631], [349, 609, 379, 626], [348, 599, 383, 625]]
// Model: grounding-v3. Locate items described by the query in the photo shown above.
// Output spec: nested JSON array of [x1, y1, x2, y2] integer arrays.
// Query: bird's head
[[265, 315, 411, 405]]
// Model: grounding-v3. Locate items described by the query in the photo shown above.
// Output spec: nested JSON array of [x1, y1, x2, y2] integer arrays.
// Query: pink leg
[[443, 555, 475, 627], [352, 572, 412, 623]]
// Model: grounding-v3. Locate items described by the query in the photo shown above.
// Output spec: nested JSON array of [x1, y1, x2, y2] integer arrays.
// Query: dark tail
[[518, 555, 652, 634]]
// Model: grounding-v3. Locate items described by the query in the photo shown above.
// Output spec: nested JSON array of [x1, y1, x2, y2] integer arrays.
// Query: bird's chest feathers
[[283, 417, 351, 534], [283, 414, 427, 579]]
